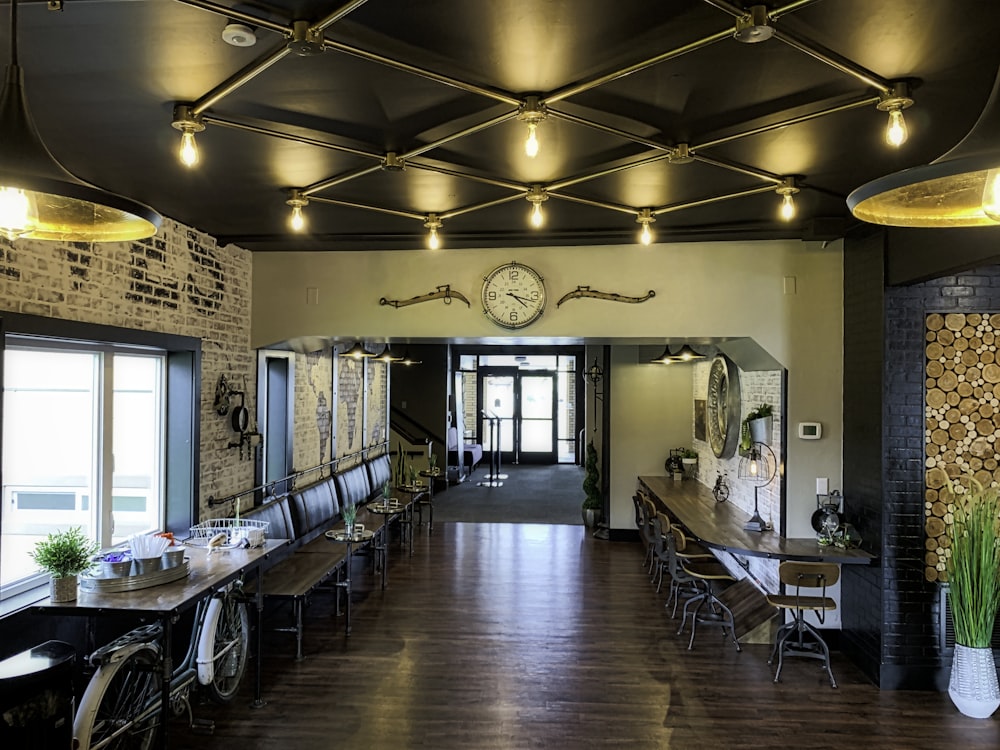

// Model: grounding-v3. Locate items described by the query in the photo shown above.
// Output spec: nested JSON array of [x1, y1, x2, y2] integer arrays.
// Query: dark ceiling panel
[[2, 0, 998, 251]]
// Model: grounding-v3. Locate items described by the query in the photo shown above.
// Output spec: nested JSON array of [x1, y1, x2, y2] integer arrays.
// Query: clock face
[[481, 262, 546, 329], [707, 355, 741, 458]]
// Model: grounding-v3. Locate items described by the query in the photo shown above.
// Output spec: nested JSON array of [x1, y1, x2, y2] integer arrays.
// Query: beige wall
[[253, 238, 844, 537]]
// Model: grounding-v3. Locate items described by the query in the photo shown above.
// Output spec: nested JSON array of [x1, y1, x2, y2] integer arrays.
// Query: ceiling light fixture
[[518, 96, 548, 159], [286, 189, 308, 232], [399, 350, 422, 366], [776, 177, 799, 221], [636, 208, 655, 245], [424, 213, 442, 250], [672, 344, 706, 362], [374, 343, 404, 363], [650, 345, 674, 364], [733, 5, 774, 44], [171, 104, 205, 168], [848, 69, 1000, 227], [340, 341, 375, 359], [0, 0, 160, 242], [526, 186, 548, 228], [876, 82, 913, 148]]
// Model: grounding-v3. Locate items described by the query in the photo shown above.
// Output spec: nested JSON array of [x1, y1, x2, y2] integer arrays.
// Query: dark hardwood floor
[[174, 523, 1000, 749]]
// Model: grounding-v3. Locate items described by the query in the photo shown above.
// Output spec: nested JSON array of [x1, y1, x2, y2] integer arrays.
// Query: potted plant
[[30, 526, 99, 602], [944, 476, 1000, 718], [582, 441, 602, 528], [743, 403, 773, 446], [680, 448, 698, 479]]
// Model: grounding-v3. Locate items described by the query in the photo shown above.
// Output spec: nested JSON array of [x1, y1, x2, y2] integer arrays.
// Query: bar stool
[[663, 526, 709, 618], [638, 497, 658, 573], [673, 527, 740, 652], [766, 561, 839, 687]]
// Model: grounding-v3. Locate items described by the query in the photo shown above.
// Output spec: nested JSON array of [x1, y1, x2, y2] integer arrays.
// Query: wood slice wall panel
[[924, 312, 1000, 582]]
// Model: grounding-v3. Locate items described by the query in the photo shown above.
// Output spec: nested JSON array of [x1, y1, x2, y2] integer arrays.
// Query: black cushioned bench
[[244, 453, 424, 659]]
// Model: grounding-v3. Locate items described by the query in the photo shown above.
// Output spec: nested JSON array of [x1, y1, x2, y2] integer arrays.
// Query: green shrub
[[582, 441, 601, 510], [30, 527, 98, 578]]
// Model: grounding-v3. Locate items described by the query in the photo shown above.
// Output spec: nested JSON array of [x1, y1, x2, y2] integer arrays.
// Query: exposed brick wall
[[293, 347, 335, 487], [691, 362, 783, 593], [0, 220, 254, 522]]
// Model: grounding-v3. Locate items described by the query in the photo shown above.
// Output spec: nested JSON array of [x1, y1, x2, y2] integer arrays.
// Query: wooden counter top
[[638, 476, 873, 565]]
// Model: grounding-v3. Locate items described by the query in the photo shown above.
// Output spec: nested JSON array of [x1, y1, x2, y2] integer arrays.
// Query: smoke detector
[[222, 22, 256, 47]]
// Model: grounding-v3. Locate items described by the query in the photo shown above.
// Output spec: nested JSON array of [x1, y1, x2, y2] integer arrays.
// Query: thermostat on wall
[[798, 422, 822, 440]]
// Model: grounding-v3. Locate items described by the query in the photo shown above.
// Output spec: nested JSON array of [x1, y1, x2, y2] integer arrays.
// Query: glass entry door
[[480, 368, 557, 464]]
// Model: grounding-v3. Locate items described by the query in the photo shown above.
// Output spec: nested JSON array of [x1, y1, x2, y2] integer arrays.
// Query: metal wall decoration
[[379, 284, 470, 308], [556, 286, 655, 307], [923, 312, 1000, 582]]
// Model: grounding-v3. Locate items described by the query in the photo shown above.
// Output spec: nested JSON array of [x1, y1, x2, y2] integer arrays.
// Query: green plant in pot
[[944, 476, 1000, 718], [30, 526, 99, 602], [582, 441, 602, 528], [743, 402, 773, 448]]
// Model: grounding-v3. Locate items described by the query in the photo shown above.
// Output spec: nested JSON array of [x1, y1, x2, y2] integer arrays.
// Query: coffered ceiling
[[7, 0, 1000, 251]]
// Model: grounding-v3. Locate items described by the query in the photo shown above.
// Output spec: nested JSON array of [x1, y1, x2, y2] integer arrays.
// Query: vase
[[748, 416, 772, 445], [49, 575, 78, 603], [582, 508, 601, 528], [949, 643, 1000, 718]]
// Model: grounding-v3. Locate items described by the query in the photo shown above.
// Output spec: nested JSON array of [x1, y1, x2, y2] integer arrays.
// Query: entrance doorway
[[479, 368, 557, 464]]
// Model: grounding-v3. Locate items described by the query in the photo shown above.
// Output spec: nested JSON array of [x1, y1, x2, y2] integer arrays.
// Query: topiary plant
[[583, 441, 601, 510], [30, 526, 98, 578]]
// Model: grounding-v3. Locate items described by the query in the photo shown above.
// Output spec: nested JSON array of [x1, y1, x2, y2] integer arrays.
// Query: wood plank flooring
[[173, 523, 1000, 749]]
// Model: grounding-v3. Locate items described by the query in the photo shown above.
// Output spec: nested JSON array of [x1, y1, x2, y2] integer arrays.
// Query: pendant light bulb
[[636, 209, 655, 245], [780, 192, 796, 221], [179, 129, 199, 168], [525, 122, 539, 158], [776, 178, 799, 222], [424, 214, 443, 249], [530, 200, 544, 227], [982, 168, 1000, 223], [750, 457, 759, 476], [286, 190, 308, 233], [885, 107, 908, 147], [0, 186, 37, 241]]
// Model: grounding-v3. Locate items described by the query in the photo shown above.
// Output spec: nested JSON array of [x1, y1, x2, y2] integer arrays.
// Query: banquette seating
[[242, 452, 422, 659]]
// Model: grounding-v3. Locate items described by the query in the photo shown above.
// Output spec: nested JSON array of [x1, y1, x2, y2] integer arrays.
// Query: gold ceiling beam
[[439, 194, 526, 221], [653, 184, 778, 215], [547, 192, 637, 216], [191, 46, 293, 116], [772, 28, 892, 95], [547, 109, 676, 154], [322, 39, 521, 106], [173, 0, 290, 36], [309, 196, 423, 221], [548, 153, 675, 192], [768, 0, 825, 21], [202, 114, 382, 161], [304, 164, 385, 196], [544, 29, 732, 105], [311, 0, 371, 33], [691, 154, 784, 185], [400, 111, 520, 161], [407, 162, 524, 192]]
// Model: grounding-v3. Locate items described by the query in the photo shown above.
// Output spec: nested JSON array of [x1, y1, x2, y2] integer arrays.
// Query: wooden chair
[[766, 561, 840, 687], [673, 526, 740, 652]]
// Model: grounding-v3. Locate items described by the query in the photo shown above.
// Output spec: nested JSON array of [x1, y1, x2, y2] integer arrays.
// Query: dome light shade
[[340, 341, 375, 359], [0, 1, 160, 242], [848, 67, 1000, 227]]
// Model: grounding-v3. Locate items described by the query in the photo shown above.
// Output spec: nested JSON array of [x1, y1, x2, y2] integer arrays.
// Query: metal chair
[[673, 526, 740, 652], [766, 561, 840, 687]]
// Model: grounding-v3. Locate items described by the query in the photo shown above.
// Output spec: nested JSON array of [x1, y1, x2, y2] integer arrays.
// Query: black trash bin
[[0, 640, 76, 749]]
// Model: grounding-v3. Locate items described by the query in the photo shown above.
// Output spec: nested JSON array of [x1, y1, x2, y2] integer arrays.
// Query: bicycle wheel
[[203, 593, 250, 703], [74, 644, 160, 750]]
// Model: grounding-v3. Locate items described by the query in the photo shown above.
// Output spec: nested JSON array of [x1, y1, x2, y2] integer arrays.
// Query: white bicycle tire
[[74, 642, 160, 750], [197, 591, 250, 703], [196, 595, 223, 686]]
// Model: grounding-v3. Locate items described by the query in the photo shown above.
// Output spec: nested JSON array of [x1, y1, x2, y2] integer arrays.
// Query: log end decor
[[924, 312, 1000, 581]]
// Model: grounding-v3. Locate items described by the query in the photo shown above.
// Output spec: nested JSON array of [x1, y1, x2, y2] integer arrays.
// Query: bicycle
[[73, 581, 250, 749]]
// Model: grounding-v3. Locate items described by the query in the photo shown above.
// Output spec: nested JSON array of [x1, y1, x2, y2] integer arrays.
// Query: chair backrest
[[667, 528, 695, 582], [632, 494, 644, 529], [778, 561, 840, 590]]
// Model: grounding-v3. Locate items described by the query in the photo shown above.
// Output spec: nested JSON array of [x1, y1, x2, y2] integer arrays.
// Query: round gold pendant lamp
[[848, 66, 1000, 228], [0, 0, 160, 242]]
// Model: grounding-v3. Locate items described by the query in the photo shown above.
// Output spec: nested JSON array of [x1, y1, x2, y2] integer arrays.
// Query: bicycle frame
[[74, 582, 242, 749]]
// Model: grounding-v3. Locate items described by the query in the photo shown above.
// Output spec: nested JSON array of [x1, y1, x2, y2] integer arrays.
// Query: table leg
[[381, 525, 389, 590], [344, 544, 353, 636], [158, 616, 173, 750], [251, 568, 266, 708]]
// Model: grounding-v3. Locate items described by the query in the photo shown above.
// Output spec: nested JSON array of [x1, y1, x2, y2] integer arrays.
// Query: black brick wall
[[845, 224, 1000, 689]]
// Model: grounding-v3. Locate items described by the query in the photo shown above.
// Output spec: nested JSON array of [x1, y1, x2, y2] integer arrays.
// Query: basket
[[187, 518, 269, 549]]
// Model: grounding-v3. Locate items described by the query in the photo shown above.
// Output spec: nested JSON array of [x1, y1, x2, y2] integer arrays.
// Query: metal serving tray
[[80, 559, 190, 593]]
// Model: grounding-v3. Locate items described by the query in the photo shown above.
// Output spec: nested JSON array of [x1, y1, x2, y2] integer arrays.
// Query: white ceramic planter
[[949, 643, 1000, 718], [49, 575, 78, 603]]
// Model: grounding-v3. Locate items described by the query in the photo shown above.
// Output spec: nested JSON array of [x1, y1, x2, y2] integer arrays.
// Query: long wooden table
[[638, 476, 874, 564], [35, 539, 287, 748]]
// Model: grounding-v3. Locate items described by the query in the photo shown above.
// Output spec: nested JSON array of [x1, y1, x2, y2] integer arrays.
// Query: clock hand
[[506, 291, 529, 307]]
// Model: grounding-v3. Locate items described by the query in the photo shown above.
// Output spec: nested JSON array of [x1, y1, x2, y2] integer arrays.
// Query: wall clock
[[706, 354, 741, 458], [481, 261, 546, 329]]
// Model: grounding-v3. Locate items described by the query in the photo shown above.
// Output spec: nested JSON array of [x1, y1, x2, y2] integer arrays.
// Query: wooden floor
[[174, 523, 1000, 749]]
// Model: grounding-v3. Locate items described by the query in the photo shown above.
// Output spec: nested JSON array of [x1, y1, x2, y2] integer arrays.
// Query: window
[[1, 341, 165, 597]]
